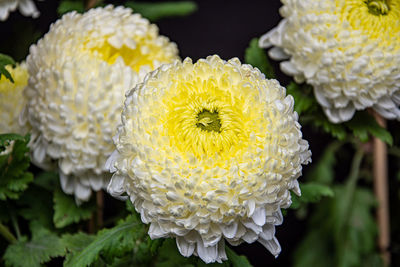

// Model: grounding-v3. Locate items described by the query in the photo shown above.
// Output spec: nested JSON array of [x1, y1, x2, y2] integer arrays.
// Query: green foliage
[[16, 172, 57, 228], [346, 112, 393, 145], [62, 232, 96, 264], [125, 1, 198, 21], [3, 222, 66, 267], [290, 183, 334, 209], [154, 238, 237, 267], [286, 82, 316, 115], [293, 186, 379, 267], [287, 82, 392, 144], [57, 0, 85, 15], [64, 213, 148, 266], [53, 189, 96, 228], [244, 38, 275, 79], [0, 53, 15, 83], [314, 114, 347, 140], [225, 246, 253, 267], [0, 134, 33, 200]]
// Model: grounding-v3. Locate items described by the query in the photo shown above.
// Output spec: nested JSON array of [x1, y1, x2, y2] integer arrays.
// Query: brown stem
[[85, 0, 98, 10], [96, 190, 104, 229], [372, 112, 390, 266], [88, 214, 95, 234]]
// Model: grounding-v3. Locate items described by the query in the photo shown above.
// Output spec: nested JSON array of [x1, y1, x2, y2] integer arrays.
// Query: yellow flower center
[[158, 64, 269, 161], [91, 42, 155, 72], [84, 26, 176, 72], [0, 65, 28, 94], [337, 0, 400, 40], [366, 0, 390, 15], [196, 109, 222, 133]]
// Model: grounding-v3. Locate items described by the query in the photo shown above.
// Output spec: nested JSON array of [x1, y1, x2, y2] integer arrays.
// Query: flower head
[[107, 55, 311, 263], [23, 5, 179, 202], [260, 0, 400, 123], [0, 0, 41, 21], [0, 63, 28, 135]]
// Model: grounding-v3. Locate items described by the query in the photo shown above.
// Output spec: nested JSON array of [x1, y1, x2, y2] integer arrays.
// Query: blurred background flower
[[0, 0, 41, 21], [260, 0, 400, 123], [22, 5, 179, 203], [0, 62, 28, 135]]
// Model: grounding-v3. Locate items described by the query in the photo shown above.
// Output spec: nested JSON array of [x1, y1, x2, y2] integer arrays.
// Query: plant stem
[[96, 190, 104, 229], [372, 112, 390, 266], [342, 145, 365, 224], [10, 212, 21, 240], [0, 223, 17, 243], [85, 0, 98, 10]]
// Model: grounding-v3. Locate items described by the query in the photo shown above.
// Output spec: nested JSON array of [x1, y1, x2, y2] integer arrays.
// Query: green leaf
[[57, 0, 85, 16], [125, 1, 197, 21], [313, 114, 347, 140], [345, 112, 393, 145], [53, 189, 96, 228], [286, 83, 315, 115], [294, 186, 378, 267], [0, 134, 26, 146], [225, 246, 253, 267], [64, 214, 147, 266], [285, 82, 348, 140], [154, 238, 250, 267], [0, 134, 33, 200], [33, 171, 59, 191], [3, 222, 66, 267], [154, 238, 194, 267], [62, 232, 95, 252], [17, 186, 54, 229], [0, 53, 15, 83], [291, 183, 334, 209], [244, 38, 275, 79]]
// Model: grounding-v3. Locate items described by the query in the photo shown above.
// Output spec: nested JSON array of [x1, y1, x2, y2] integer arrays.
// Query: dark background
[[0, 1, 337, 266]]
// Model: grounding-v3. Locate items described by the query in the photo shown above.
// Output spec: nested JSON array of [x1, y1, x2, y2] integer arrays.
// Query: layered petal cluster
[[23, 5, 179, 202], [0, 0, 41, 21], [0, 63, 28, 135], [260, 0, 400, 123], [107, 55, 311, 263]]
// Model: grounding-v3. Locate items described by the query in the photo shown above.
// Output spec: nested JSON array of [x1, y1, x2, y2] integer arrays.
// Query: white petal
[[258, 236, 281, 257], [338, 104, 356, 122], [149, 222, 168, 239], [217, 240, 228, 263], [176, 236, 195, 257], [241, 229, 258, 243], [251, 208, 266, 226], [18, 0, 39, 18], [268, 47, 290, 60], [74, 181, 92, 203], [313, 87, 332, 108], [60, 172, 74, 195], [280, 61, 301, 77], [220, 221, 238, 239], [107, 174, 128, 200], [196, 241, 218, 264], [292, 180, 301, 196], [259, 224, 275, 241]]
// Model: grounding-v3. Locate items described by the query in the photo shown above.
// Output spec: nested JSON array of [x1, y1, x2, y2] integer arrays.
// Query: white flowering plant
[[0, 1, 399, 267]]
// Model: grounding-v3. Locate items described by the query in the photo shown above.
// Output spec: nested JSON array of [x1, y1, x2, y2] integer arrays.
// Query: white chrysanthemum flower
[[0, 63, 28, 135], [260, 0, 400, 123], [0, 0, 41, 21], [23, 5, 179, 202], [107, 55, 311, 263]]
